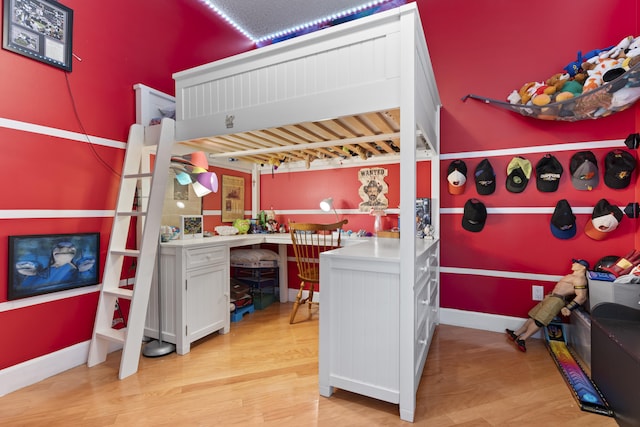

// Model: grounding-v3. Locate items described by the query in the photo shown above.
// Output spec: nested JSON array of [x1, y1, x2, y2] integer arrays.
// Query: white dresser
[[144, 239, 232, 355], [318, 237, 439, 422]]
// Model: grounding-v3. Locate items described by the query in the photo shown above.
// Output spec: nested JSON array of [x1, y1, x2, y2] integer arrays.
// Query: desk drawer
[[416, 277, 429, 329], [186, 246, 226, 269], [416, 249, 430, 278], [415, 316, 429, 373]]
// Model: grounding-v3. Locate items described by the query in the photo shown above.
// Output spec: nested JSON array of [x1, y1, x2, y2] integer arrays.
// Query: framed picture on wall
[[180, 215, 204, 239], [221, 175, 245, 222], [2, 0, 74, 72], [8, 232, 100, 300]]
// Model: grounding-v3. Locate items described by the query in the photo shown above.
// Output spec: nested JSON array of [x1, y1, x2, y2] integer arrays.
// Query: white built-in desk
[[319, 237, 440, 422], [144, 233, 367, 355]]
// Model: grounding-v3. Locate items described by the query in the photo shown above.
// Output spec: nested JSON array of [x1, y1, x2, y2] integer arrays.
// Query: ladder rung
[[117, 211, 147, 217], [104, 287, 134, 300], [95, 327, 126, 345], [111, 249, 141, 257], [124, 173, 153, 179]]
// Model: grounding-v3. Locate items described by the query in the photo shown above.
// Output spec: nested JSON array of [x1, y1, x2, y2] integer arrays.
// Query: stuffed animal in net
[[506, 35, 640, 105]]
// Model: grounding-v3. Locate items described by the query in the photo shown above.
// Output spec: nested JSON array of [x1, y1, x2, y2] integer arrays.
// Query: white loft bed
[[159, 3, 439, 422]]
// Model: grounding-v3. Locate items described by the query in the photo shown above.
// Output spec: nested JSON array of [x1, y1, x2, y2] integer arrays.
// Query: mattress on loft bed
[[230, 249, 279, 268]]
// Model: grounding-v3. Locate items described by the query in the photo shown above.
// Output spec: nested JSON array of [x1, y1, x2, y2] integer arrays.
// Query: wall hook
[[624, 202, 639, 219]]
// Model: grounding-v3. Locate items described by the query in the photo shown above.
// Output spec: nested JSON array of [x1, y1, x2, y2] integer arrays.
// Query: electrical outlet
[[532, 285, 544, 301]]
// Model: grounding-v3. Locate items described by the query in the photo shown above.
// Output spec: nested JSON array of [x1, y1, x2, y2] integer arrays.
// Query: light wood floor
[[0, 302, 616, 426]]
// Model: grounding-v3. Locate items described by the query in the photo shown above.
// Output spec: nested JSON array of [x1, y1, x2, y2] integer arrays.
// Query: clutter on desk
[[248, 208, 287, 233], [215, 225, 238, 236], [160, 225, 180, 242], [232, 218, 250, 234]]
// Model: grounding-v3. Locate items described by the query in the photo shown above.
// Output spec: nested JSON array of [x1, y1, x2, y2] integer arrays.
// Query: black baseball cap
[[604, 149, 636, 189], [462, 198, 487, 232], [536, 154, 563, 192], [474, 158, 496, 195], [550, 199, 576, 239]]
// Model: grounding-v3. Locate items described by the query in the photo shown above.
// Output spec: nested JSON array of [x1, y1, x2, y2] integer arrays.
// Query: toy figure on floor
[[505, 259, 589, 352]]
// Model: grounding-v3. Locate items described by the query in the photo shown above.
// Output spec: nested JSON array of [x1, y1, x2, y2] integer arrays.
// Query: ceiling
[[203, 0, 394, 42]]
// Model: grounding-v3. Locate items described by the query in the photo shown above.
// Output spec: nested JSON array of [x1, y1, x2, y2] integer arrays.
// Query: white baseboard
[[0, 340, 122, 397], [0, 341, 89, 397], [439, 307, 543, 339]]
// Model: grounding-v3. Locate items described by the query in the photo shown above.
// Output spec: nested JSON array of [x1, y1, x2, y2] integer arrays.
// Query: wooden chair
[[288, 219, 348, 324]]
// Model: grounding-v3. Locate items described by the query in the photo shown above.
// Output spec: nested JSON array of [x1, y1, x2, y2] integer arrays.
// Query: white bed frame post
[[398, 5, 442, 422], [398, 6, 419, 422], [251, 164, 260, 219]]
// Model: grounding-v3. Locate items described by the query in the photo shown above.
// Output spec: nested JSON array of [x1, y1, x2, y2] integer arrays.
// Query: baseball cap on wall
[[584, 199, 624, 240], [506, 156, 532, 193], [474, 158, 496, 195], [462, 198, 487, 232], [535, 154, 563, 192], [550, 199, 576, 239], [447, 160, 467, 195], [570, 151, 599, 191], [604, 149, 636, 189]]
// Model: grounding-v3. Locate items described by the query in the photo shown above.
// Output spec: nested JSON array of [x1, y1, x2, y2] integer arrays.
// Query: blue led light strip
[[200, 0, 403, 45]]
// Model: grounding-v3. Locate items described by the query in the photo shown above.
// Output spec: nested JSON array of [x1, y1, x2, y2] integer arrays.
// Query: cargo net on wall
[[463, 35, 640, 121]]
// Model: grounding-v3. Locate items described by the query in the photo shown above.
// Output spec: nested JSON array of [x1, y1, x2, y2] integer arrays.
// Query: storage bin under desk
[[231, 264, 279, 310]]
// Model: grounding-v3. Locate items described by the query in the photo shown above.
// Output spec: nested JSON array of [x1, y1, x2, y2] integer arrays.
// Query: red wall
[[417, 0, 639, 317], [0, 0, 252, 371]]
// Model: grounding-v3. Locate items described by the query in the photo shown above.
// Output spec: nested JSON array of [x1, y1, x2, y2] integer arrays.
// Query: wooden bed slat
[[177, 109, 401, 165]]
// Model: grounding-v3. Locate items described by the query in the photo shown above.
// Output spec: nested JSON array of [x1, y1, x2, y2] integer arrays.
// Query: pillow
[[159, 106, 176, 119], [230, 249, 279, 267]]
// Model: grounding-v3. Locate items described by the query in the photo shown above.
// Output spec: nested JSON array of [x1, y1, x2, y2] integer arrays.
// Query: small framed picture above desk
[[181, 215, 204, 239], [221, 175, 244, 222]]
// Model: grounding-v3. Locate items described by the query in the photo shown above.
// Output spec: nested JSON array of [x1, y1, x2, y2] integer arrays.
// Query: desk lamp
[[320, 197, 340, 221]]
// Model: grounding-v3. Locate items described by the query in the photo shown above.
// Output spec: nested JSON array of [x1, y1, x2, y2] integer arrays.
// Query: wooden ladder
[[87, 118, 174, 379]]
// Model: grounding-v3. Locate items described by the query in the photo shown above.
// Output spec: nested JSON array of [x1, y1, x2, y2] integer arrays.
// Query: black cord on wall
[[64, 72, 120, 177]]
